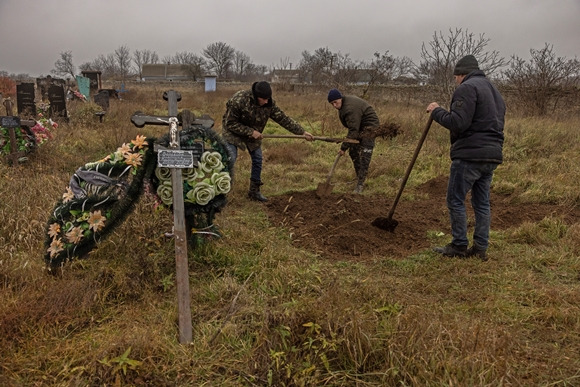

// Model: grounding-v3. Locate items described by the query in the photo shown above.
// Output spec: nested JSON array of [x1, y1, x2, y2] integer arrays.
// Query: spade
[[372, 116, 434, 232]]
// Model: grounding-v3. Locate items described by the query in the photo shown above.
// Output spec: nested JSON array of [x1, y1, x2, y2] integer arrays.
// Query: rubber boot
[[248, 179, 268, 202]]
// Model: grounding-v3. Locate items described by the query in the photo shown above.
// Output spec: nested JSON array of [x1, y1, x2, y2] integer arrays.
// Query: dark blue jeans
[[447, 159, 498, 249], [226, 143, 263, 182]]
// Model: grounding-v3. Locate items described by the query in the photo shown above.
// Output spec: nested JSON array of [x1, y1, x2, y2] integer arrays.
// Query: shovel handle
[[325, 153, 342, 183], [387, 116, 434, 219], [262, 134, 359, 143]]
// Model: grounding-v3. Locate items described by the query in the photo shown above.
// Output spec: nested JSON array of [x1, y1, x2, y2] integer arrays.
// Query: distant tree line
[[1, 28, 578, 116]]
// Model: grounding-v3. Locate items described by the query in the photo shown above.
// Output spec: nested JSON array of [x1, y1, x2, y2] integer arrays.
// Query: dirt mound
[[264, 176, 579, 261]]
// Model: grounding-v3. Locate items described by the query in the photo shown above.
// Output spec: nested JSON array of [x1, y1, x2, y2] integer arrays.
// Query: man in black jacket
[[426, 55, 506, 261]]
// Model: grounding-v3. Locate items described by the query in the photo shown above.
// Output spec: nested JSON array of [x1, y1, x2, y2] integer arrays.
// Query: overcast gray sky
[[1, 0, 578, 77]]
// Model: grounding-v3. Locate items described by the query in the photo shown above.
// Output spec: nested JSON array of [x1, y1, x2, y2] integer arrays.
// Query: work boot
[[353, 184, 364, 194], [433, 243, 467, 258], [466, 245, 488, 261], [248, 179, 268, 202]]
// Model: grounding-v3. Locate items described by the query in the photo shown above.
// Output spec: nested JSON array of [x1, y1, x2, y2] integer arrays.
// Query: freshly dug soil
[[264, 176, 580, 261]]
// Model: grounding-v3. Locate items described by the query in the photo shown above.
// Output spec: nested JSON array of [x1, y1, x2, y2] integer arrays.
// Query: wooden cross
[[1, 99, 35, 166], [131, 90, 193, 344]]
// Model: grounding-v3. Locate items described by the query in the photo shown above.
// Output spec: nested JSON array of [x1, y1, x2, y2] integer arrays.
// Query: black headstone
[[93, 90, 110, 111], [16, 83, 36, 116], [48, 84, 68, 118]]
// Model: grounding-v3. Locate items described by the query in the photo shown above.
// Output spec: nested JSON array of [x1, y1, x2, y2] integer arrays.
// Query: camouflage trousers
[[348, 137, 375, 185]]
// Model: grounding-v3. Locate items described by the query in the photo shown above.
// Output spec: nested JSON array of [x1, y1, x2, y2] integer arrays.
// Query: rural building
[[271, 69, 301, 84], [141, 64, 191, 81]]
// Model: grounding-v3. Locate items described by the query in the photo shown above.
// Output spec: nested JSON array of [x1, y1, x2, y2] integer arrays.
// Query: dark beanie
[[252, 81, 272, 99], [454, 55, 479, 75], [327, 88, 342, 102]]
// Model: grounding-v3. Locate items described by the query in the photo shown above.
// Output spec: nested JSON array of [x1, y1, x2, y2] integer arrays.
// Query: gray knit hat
[[453, 55, 479, 75]]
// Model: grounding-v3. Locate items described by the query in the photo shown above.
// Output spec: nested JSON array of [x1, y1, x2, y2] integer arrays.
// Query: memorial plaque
[[1, 116, 21, 128], [48, 84, 67, 118], [16, 83, 36, 116], [158, 150, 194, 168]]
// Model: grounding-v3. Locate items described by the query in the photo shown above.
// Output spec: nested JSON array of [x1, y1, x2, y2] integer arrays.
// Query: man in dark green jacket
[[222, 81, 313, 201], [426, 55, 505, 261], [328, 89, 380, 193]]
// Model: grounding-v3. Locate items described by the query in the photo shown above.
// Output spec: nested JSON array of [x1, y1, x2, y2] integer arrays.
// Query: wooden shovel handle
[[261, 134, 359, 143], [387, 116, 434, 219], [325, 153, 343, 184]]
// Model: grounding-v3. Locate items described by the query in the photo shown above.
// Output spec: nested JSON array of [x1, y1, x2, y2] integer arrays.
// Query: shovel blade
[[316, 182, 334, 198], [371, 217, 399, 232]]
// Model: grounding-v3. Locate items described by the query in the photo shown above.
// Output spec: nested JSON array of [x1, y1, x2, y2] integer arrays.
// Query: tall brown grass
[[1, 82, 579, 385]]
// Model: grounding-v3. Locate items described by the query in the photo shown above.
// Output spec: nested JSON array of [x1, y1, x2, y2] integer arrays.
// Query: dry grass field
[[1, 82, 579, 386]]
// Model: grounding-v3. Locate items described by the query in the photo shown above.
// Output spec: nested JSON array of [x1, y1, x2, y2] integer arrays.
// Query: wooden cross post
[[131, 90, 193, 343], [1, 99, 34, 166]]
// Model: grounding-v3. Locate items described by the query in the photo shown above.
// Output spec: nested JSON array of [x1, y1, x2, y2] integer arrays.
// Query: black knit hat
[[252, 81, 272, 99], [453, 55, 479, 75], [327, 88, 342, 103]]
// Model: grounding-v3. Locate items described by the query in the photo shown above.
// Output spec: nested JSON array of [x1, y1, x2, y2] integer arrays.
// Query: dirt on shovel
[[361, 122, 401, 140]]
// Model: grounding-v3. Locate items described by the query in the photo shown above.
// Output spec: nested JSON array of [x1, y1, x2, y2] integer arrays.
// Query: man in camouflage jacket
[[327, 88, 380, 193], [222, 81, 313, 201]]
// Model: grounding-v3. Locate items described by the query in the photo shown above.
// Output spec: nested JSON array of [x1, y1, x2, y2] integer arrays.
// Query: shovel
[[262, 134, 359, 144], [372, 116, 434, 232], [316, 153, 342, 198]]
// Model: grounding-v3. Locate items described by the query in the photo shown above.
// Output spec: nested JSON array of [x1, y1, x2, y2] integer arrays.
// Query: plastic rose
[[182, 167, 199, 181], [185, 181, 215, 205], [155, 167, 172, 182], [157, 180, 173, 205], [200, 152, 224, 173], [211, 172, 231, 194]]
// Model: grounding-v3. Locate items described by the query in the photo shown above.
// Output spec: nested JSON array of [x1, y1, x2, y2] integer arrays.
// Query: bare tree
[[203, 42, 235, 79], [232, 50, 253, 80], [298, 47, 337, 85], [278, 57, 291, 70], [114, 45, 132, 81], [133, 49, 159, 80], [172, 51, 206, 81], [504, 43, 580, 115], [51, 51, 76, 79], [416, 28, 506, 97]]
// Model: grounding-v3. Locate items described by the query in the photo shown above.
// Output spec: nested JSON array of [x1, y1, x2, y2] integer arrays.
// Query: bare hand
[[303, 131, 314, 141], [426, 102, 439, 113], [338, 149, 345, 156], [251, 130, 263, 140]]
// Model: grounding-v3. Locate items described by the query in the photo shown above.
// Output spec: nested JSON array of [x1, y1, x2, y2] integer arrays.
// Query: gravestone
[[16, 83, 36, 116], [81, 70, 102, 95], [48, 84, 67, 119], [76, 75, 91, 101], [93, 90, 110, 111]]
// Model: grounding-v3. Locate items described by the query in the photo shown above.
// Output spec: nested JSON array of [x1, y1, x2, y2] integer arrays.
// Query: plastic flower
[[87, 210, 106, 232], [131, 135, 147, 149], [185, 181, 215, 205], [66, 226, 84, 244], [211, 172, 232, 194], [157, 180, 173, 205], [182, 167, 198, 181], [48, 223, 61, 238], [200, 152, 224, 173], [124, 152, 143, 167], [47, 238, 64, 257], [155, 167, 172, 182], [119, 143, 132, 155], [62, 187, 74, 203]]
